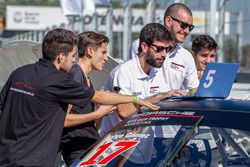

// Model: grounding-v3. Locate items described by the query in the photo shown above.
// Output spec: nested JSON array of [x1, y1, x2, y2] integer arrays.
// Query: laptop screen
[[195, 63, 240, 98]]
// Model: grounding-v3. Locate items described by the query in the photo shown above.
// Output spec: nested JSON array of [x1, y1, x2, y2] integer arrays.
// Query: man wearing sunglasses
[[130, 3, 199, 95], [100, 23, 187, 165], [100, 23, 186, 138]]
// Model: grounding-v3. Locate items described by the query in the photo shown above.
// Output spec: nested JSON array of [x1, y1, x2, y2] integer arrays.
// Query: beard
[[146, 53, 165, 68]]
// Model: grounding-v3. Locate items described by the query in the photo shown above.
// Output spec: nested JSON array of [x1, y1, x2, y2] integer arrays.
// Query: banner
[[6, 5, 230, 35], [59, 0, 83, 16], [94, 0, 110, 6]]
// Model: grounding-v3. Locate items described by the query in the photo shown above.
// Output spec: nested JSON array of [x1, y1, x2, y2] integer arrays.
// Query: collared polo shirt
[[100, 56, 170, 136], [129, 40, 199, 91], [0, 59, 94, 166], [112, 56, 170, 97], [161, 44, 199, 90]]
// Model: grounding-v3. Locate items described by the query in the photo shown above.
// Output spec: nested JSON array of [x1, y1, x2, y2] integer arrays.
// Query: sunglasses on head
[[150, 43, 173, 53], [170, 16, 195, 32]]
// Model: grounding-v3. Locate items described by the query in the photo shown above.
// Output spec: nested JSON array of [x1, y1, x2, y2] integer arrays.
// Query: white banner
[[59, 0, 83, 16], [6, 5, 230, 35], [94, 0, 110, 6], [6, 6, 68, 30]]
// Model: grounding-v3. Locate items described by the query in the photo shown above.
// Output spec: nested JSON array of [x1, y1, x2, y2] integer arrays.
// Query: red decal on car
[[79, 140, 139, 166]]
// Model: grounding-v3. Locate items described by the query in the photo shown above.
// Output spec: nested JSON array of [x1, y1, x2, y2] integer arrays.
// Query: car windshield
[[74, 110, 250, 167]]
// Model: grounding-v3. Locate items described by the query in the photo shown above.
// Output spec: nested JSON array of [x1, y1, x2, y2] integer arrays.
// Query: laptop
[[167, 62, 240, 99]]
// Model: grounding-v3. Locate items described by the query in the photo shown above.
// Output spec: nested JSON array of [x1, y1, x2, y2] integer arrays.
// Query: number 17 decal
[[79, 140, 139, 166]]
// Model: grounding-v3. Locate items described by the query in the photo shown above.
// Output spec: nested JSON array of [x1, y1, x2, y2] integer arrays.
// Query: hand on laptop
[[164, 89, 188, 97]]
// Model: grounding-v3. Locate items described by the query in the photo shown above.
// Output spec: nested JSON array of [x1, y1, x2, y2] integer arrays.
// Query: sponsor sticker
[[171, 62, 185, 72]]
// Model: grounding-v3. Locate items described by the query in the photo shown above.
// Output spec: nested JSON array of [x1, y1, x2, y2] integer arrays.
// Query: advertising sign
[[6, 6, 68, 30], [6, 6, 229, 35]]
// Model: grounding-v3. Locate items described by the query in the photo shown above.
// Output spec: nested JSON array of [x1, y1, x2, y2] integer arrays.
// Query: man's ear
[[191, 50, 196, 57], [86, 47, 94, 58], [141, 42, 148, 53], [54, 52, 65, 66], [53, 52, 65, 70], [164, 16, 171, 28], [58, 52, 66, 63]]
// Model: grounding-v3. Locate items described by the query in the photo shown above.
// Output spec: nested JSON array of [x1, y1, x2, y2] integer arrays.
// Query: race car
[[70, 98, 250, 167]]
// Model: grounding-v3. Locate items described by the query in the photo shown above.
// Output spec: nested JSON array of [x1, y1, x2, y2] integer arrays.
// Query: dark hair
[[42, 28, 77, 61], [138, 23, 173, 53], [192, 35, 217, 52], [78, 31, 109, 58], [164, 3, 192, 26]]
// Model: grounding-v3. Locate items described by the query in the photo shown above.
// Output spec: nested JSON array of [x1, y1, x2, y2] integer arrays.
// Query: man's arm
[[0, 75, 12, 111], [64, 104, 116, 127], [189, 87, 197, 96], [184, 51, 200, 92], [64, 90, 160, 127], [91, 91, 159, 110], [117, 89, 187, 119]]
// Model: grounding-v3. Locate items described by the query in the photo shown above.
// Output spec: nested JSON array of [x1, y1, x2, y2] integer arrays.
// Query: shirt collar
[[168, 43, 181, 58], [37, 58, 57, 70], [133, 56, 158, 80]]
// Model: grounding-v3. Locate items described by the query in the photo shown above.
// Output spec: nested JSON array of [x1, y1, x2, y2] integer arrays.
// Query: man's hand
[[137, 98, 160, 112], [197, 70, 204, 81], [164, 89, 188, 97], [96, 105, 117, 118]]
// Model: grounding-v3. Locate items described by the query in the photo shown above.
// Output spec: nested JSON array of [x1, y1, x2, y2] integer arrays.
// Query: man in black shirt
[[0, 28, 158, 167], [61, 31, 117, 165]]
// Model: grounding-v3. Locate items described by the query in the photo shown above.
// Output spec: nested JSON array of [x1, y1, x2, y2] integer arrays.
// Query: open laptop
[[168, 62, 240, 99]]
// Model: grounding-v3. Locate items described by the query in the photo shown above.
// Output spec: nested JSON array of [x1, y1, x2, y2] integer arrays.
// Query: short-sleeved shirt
[[100, 56, 170, 136], [61, 64, 98, 164], [0, 59, 95, 166], [129, 39, 139, 59], [101, 42, 199, 137], [129, 39, 199, 91], [161, 44, 199, 90]]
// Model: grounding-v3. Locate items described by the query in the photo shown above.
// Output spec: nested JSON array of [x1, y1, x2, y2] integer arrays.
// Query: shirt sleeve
[[105, 64, 121, 92], [0, 72, 13, 111], [129, 39, 139, 59], [47, 73, 95, 108], [183, 54, 200, 90], [112, 67, 132, 96]]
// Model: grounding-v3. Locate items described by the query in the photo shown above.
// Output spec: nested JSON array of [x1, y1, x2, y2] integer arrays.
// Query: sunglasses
[[150, 43, 173, 53], [170, 16, 195, 32]]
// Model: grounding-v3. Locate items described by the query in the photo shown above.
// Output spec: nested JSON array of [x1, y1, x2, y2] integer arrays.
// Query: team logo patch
[[171, 62, 185, 72], [150, 86, 159, 94]]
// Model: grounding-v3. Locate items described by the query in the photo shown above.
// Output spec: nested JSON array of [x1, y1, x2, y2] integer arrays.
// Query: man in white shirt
[[100, 22, 188, 165], [100, 23, 186, 136], [131, 3, 199, 94], [101, 3, 199, 135]]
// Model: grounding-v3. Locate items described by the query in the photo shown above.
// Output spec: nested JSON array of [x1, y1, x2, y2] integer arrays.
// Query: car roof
[[117, 98, 250, 132], [73, 98, 250, 167]]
